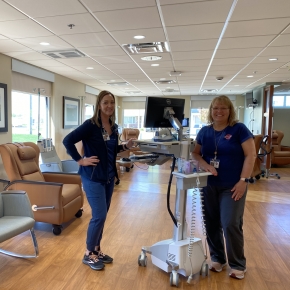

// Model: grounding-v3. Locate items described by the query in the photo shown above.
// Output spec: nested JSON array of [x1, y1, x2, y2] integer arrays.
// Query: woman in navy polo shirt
[[192, 95, 255, 280]]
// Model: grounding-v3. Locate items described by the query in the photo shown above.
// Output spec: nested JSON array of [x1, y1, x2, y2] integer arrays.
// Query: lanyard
[[213, 127, 225, 160]]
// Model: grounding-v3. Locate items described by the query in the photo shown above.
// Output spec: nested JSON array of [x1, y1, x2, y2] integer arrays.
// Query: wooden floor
[[1, 162, 290, 290]]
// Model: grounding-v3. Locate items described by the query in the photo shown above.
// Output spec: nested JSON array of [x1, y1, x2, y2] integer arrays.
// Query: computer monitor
[[144, 97, 185, 128]]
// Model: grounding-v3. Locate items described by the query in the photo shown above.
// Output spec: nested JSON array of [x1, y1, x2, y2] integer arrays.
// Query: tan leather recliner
[[118, 128, 146, 172], [271, 130, 290, 166], [0, 142, 84, 235]]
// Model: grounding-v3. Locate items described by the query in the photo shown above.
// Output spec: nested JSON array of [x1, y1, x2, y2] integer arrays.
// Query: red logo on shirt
[[224, 134, 232, 140]]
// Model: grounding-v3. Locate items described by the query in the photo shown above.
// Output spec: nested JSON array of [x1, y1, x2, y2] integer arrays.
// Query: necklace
[[213, 126, 226, 160]]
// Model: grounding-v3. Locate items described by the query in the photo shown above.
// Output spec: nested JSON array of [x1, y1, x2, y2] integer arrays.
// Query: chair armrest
[[281, 146, 290, 152], [40, 162, 62, 172], [61, 159, 79, 173], [43, 172, 81, 187], [1, 190, 34, 218], [4, 180, 63, 208]]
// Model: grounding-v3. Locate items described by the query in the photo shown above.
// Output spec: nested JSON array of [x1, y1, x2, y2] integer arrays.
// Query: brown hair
[[91, 90, 116, 127], [207, 95, 238, 126]]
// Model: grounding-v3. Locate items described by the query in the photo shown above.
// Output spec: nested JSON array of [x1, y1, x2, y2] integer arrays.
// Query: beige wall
[[0, 54, 12, 143]]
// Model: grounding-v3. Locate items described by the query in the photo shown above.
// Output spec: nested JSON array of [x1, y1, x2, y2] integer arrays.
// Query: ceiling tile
[[83, 0, 156, 11], [0, 19, 53, 39], [15, 35, 73, 51], [34, 13, 105, 35], [0, 1, 27, 21], [80, 46, 127, 57], [111, 28, 166, 45], [93, 7, 162, 31], [6, 0, 87, 18], [224, 18, 290, 38], [0, 39, 31, 52], [231, 0, 290, 21], [61, 32, 117, 47], [162, 0, 233, 26], [167, 23, 224, 41]]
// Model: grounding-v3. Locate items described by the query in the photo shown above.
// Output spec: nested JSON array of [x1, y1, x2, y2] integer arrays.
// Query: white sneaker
[[209, 261, 227, 272], [229, 268, 247, 279]]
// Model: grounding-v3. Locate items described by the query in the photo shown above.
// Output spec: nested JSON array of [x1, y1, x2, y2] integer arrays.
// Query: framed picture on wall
[[63, 96, 80, 129], [0, 83, 8, 132]]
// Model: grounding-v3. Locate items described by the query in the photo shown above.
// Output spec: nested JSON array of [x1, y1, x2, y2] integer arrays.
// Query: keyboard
[[129, 154, 159, 161]]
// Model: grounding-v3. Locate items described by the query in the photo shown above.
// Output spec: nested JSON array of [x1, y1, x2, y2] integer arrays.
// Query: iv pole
[[33, 88, 45, 140]]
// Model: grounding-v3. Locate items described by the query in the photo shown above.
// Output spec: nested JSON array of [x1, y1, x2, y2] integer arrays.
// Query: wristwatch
[[240, 177, 250, 182]]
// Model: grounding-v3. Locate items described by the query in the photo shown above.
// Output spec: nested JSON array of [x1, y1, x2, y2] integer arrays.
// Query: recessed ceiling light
[[110, 80, 115, 82], [40, 42, 50, 46], [160, 78, 166, 80], [141, 55, 162, 61], [86, 67, 94, 70], [151, 64, 159, 67], [269, 58, 278, 61], [134, 35, 145, 39], [234, 85, 240, 86], [247, 75, 254, 78]]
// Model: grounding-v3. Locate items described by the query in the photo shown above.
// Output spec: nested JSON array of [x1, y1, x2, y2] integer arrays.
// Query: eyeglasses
[[212, 107, 229, 111]]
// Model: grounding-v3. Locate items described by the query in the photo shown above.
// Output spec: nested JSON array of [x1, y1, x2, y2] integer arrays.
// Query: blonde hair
[[207, 95, 238, 126], [91, 90, 116, 127]]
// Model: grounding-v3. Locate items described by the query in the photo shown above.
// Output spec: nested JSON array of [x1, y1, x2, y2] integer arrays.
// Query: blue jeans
[[202, 185, 247, 271], [82, 177, 115, 252]]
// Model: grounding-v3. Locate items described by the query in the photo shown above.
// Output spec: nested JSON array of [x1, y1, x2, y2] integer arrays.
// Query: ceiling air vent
[[155, 80, 176, 84], [162, 88, 179, 93], [123, 42, 169, 54], [201, 89, 218, 93], [125, 90, 141, 94], [42, 49, 85, 59], [107, 82, 129, 86]]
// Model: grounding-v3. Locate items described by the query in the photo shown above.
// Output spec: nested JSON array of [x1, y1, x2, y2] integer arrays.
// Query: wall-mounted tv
[[246, 91, 257, 107]]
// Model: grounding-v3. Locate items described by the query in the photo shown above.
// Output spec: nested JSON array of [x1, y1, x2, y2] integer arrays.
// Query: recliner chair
[[0, 142, 84, 235], [271, 130, 290, 166]]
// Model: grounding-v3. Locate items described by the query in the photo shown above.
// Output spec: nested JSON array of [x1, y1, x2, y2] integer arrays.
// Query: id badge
[[210, 158, 220, 168], [102, 132, 110, 141]]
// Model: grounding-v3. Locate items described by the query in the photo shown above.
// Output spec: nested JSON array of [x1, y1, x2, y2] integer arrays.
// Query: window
[[273, 95, 290, 107], [123, 109, 144, 129], [273, 95, 284, 107], [12, 91, 49, 143], [84, 104, 94, 120], [190, 108, 208, 137]]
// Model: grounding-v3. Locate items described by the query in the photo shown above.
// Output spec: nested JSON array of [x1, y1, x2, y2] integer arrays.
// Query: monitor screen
[[182, 117, 189, 127], [144, 97, 185, 128], [246, 91, 253, 107]]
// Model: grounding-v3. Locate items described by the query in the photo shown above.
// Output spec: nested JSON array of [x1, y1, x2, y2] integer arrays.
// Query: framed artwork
[[0, 83, 8, 132], [63, 96, 80, 129]]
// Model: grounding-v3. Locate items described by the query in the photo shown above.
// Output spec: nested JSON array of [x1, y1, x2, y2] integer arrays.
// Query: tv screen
[[246, 91, 253, 107], [144, 97, 185, 128]]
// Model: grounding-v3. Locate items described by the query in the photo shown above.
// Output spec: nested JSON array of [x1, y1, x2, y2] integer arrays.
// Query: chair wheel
[[115, 179, 120, 185], [75, 209, 83, 218], [126, 167, 130, 172], [52, 225, 62, 235]]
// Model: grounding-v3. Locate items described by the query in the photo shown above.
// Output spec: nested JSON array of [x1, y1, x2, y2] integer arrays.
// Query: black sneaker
[[82, 252, 105, 270], [93, 250, 113, 264]]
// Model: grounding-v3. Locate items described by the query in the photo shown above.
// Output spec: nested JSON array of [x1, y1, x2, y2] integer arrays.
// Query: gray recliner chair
[[0, 190, 39, 258]]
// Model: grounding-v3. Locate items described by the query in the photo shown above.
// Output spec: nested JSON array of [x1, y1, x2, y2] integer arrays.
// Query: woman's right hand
[[203, 164, 218, 176], [78, 156, 99, 166]]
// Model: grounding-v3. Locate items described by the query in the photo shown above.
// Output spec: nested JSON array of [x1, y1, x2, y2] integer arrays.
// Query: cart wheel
[[255, 175, 261, 180], [249, 177, 255, 183], [170, 272, 179, 287], [138, 254, 147, 267], [200, 263, 209, 277], [126, 167, 130, 172]]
